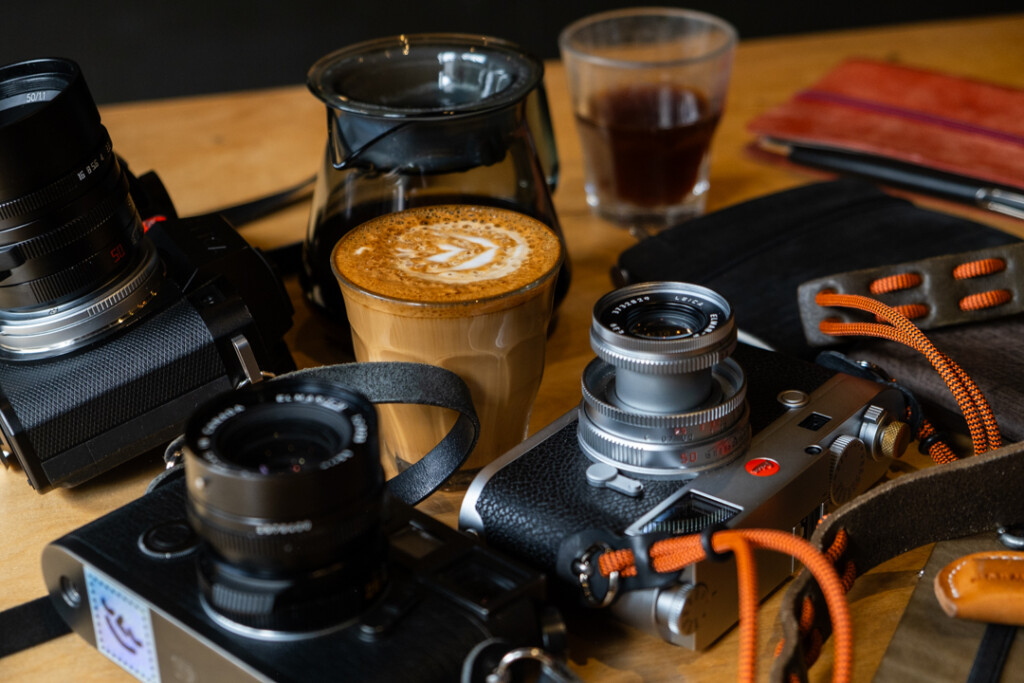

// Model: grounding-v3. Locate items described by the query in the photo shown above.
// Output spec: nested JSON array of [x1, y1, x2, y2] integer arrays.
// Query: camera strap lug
[[815, 349, 924, 434], [462, 639, 581, 683], [573, 542, 620, 608], [231, 334, 273, 387], [560, 529, 678, 607]]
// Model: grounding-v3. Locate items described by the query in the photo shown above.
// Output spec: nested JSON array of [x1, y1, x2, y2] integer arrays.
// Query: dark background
[[2, 1, 1021, 104]]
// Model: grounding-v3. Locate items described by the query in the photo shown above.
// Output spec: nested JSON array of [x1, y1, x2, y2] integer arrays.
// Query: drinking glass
[[560, 8, 737, 235]]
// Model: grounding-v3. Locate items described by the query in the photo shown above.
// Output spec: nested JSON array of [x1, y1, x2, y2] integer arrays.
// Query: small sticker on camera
[[85, 566, 160, 683]]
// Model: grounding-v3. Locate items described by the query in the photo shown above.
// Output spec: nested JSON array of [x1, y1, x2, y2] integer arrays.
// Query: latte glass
[[332, 205, 563, 484]]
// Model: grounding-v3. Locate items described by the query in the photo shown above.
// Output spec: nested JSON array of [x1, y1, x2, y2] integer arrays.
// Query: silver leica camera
[[460, 282, 909, 649]]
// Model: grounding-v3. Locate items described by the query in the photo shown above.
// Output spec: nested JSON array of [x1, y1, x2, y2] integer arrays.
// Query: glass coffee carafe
[[302, 33, 570, 333]]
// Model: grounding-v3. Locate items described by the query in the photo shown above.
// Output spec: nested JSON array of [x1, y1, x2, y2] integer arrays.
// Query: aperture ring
[[0, 169, 133, 260], [0, 223, 142, 308], [0, 240, 162, 359], [592, 333, 737, 375], [581, 357, 747, 437], [578, 410, 751, 478], [0, 134, 114, 222]]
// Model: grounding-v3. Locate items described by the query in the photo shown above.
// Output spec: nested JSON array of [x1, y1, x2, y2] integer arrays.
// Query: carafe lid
[[308, 34, 544, 171]]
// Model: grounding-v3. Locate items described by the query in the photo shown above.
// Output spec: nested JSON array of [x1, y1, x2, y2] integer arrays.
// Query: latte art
[[333, 205, 562, 307], [394, 224, 529, 283]]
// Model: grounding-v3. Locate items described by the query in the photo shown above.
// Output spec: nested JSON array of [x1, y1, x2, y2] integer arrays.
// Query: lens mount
[[0, 238, 161, 359]]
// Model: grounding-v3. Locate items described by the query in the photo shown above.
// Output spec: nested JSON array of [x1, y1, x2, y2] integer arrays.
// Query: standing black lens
[[0, 58, 159, 359], [183, 378, 387, 632]]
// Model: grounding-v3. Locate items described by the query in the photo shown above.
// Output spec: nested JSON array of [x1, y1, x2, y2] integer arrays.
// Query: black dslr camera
[[461, 282, 911, 649], [0, 58, 294, 491], [43, 378, 554, 682]]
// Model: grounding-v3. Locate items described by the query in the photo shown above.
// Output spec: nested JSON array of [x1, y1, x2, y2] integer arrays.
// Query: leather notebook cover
[[748, 59, 1024, 191]]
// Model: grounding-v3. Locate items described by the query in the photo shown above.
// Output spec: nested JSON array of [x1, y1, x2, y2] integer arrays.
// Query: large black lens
[[0, 58, 159, 359], [183, 378, 387, 632]]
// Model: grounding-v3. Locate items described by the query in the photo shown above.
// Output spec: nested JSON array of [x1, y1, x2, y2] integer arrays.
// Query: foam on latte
[[332, 205, 562, 309]]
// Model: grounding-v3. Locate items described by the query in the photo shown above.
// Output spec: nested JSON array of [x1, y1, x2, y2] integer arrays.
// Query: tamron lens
[[0, 57, 158, 358], [184, 378, 387, 633]]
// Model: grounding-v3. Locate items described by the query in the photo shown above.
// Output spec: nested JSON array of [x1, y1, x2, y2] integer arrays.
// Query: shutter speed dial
[[829, 434, 866, 506]]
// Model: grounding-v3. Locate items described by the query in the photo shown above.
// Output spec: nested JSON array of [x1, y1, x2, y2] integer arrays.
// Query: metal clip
[[485, 647, 582, 683], [573, 543, 620, 608]]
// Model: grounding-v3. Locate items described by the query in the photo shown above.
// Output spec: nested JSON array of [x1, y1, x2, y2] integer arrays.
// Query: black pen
[[758, 138, 1024, 221]]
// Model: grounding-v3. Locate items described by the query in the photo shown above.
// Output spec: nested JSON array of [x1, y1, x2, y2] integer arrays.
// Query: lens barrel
[[0, 58, 157, 359], [183, 378, 388, 632], [579, 282, 750, 477]]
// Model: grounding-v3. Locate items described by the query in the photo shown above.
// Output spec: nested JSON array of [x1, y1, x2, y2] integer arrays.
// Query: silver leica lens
[[579, 282, 750, 477]]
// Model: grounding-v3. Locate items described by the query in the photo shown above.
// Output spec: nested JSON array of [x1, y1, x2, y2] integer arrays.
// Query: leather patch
[[935, 551, 1024, 625]]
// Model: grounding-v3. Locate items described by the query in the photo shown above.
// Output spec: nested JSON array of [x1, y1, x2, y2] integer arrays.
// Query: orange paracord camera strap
[[594, 292, 1001, 683]]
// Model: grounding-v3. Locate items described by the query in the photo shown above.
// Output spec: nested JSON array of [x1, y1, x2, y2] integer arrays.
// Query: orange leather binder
[[748, 59, 1024, 193]]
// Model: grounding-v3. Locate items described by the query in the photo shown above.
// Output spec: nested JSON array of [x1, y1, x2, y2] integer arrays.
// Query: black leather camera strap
[[772, 438, 1024, 682], [281, 361, 480, 506], [0, 596, 71, 658]]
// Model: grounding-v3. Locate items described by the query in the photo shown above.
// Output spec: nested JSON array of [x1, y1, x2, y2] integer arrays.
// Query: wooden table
[[3, 13, 1023, 682]]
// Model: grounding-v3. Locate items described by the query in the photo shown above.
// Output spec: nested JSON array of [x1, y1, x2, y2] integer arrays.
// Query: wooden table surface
[[3, 13, 1024, 682]]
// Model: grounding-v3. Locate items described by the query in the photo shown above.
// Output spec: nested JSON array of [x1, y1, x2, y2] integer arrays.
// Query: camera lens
[[579, 282, 750, 477], [621, 300, 708, 339], [212, 414, 347, 473], [184, 378, 387, 633], [0, 58, 160, 359]]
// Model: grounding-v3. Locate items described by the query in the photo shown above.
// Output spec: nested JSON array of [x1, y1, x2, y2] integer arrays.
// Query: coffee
[[576, 85, 720, 209], [333, 205, 562, 475], [302, 195, 570, 340]]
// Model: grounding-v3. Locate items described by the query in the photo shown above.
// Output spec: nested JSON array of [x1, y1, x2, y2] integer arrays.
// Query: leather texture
[[772, 438, 1024, 682], [934, 551, 1024, 626], [748, 59, 1024, 191], [874, 534, 1024, 683]]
